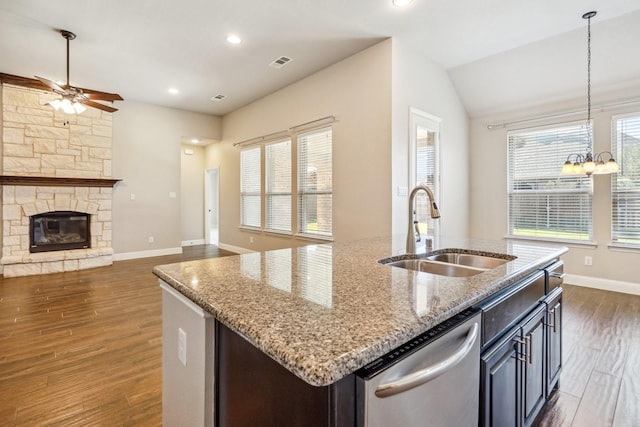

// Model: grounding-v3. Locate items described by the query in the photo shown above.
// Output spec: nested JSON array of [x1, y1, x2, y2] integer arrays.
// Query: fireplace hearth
[[30, 211, 90, 253]]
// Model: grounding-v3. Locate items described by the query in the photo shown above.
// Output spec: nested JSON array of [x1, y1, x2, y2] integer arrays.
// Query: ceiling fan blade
[[83, 99, 118, 113], [34, 76, 66, 93], [0, 73, 55, 91], [85, 92, 124, 101]]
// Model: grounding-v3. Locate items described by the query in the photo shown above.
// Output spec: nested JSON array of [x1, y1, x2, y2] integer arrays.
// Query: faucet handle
[[414, 221, 421, 242]]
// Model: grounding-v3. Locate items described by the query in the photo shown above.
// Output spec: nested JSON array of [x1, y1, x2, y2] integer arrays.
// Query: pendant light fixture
[[561, 11, 619, 176]]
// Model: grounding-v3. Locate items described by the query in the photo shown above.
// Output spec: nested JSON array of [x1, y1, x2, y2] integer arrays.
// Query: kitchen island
[[153, 235, 567, 426]]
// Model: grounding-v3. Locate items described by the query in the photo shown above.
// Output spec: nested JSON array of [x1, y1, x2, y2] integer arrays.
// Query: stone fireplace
[[1, 83, 118, 277]]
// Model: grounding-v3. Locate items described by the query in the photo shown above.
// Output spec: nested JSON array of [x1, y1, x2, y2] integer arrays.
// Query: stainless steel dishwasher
[[355, 308, 481, 427]]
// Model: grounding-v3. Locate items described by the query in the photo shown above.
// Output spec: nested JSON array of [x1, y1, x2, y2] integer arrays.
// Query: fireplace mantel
[[0, 175, 121, 188]]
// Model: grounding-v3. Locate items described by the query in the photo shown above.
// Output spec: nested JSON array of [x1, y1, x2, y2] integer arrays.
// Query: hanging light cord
[[586, 12, 592, 154]]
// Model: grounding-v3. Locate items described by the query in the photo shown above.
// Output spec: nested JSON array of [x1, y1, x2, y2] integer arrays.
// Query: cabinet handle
[[546, 308, 557, 333], [375, 322, 479, 398], [527, 334, 532, 364], [514, 337, 527, 363], [548, 272, 565, 280]]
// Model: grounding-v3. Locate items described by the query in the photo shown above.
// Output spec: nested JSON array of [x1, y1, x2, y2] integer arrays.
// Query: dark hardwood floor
[[535, 283, 640, 427], [1, 248, 639, 426], [0, 245, 234, 426]]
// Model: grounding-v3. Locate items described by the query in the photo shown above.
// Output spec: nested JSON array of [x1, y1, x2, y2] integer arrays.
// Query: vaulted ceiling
[[1, 0, 639, 118]]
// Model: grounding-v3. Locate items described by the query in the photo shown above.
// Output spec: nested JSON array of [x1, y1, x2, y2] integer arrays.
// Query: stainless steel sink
[[426, 253, 512, 269], [385, 259, 486, 277], [380, 249, 516, 277]]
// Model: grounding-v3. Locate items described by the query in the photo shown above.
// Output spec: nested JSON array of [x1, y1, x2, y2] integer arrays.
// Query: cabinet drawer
[[545, 261, 564, 293], [478, 271, 545, 348]]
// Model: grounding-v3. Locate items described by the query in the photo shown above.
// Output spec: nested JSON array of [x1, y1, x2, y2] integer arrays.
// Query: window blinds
[[265, 139, 292, 232], [298, 128, 332, 237], [612, 114, 640, 246], [507, 122, 593, 242], [240, 147, 261, 228]]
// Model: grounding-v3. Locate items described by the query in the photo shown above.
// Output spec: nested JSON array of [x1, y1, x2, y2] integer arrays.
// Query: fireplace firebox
[[29, 211, 90, 253]]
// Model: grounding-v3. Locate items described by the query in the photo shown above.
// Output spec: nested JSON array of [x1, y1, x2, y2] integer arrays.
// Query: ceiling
[[1, 0, 639, 119]]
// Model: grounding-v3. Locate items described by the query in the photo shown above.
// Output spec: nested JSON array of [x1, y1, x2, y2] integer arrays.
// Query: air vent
[[269, 56, 293, 69], [210, 94, 226, 101]]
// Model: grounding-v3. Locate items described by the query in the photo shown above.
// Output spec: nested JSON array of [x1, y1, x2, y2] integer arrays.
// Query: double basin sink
[[380, 250, 516, 277]]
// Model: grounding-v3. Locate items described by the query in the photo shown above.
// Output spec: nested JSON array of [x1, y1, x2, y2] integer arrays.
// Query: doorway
[[205, 168, 219, 246]]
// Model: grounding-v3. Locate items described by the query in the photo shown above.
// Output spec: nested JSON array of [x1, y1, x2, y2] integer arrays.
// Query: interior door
[[409, 108, 441, 238]]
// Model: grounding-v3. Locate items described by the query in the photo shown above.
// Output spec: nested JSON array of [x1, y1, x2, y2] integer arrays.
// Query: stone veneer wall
[[0, 84, 115, 277]]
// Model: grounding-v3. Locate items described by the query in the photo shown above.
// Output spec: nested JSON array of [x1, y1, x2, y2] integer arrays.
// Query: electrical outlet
[[130, 193, 136, 200], [398, 186, 408, 196], [148, 236, 154, 243], [584, 256, 593, 266], [250, 236, 254, 243], [178, 328, 187, 366]]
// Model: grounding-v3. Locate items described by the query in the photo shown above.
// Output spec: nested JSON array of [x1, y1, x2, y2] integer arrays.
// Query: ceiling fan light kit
[[37, 29, 123, 114]]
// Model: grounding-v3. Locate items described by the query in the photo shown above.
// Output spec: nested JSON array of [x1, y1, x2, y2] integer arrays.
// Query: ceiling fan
[[35, 29, 123, 114]]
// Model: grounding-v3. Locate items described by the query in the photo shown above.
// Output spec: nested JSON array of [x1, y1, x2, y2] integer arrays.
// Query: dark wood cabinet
[[522, 306, 546, 427], [481, 327, 520, 426], [481, 302, 552, 427], [480, 262, 562, 427], [544, 288, 562, 396]]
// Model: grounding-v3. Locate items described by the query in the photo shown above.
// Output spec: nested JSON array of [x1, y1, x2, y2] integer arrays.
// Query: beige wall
[[390, 40, 470, 242], [112, 100, 221, 256], [181, 143, 206, 243], [208, 40, 393, 252], [469, 93, 640, 285]]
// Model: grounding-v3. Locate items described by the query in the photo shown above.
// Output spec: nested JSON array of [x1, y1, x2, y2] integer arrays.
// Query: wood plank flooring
[[1, 248, 639, 426], [535, 284, 640, 427], [0, 245, 234, 426]]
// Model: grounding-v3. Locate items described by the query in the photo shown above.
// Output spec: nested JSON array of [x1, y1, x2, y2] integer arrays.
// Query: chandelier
[[561, 11, 619, 176]]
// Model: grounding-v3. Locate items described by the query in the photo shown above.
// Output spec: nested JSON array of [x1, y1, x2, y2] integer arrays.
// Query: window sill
[[607, 242, 640, 253], [295, 233, 333, 243], [505, 235, 597, 249], [239, 227, 332, 243], [264, 230, 293, 238], [238, 225, 261, 233]]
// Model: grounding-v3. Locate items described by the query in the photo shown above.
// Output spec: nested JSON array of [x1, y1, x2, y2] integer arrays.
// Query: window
[[240, 147, 261, 228], [507, 122, 593, 243], [238, 126, 333, 240], [298, 128, 332, 237], [265, 139, 291, 232], [612, 113, 640, 247]]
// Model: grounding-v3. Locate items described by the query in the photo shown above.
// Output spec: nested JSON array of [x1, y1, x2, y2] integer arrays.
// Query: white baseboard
[[181, 239, 206, 247], [218, 243, 254, 254], [113, 247, 183, 261], [564, 274, 640, 296]]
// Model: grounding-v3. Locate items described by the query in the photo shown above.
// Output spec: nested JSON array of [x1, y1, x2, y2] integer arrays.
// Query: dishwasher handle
[[374, 322, 479, 398]]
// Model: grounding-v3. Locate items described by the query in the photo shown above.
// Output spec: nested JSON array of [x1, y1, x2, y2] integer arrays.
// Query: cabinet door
[[522, 306, 546, 427], [545, 288, 562, 395], [481, 327, 521, 427]]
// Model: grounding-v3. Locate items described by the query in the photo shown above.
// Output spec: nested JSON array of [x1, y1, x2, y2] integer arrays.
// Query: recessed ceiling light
[[392, 0, 412, 6], [226, 34, 242, 45], [191, 139, 200, 144], [168, 87, 179, 95]]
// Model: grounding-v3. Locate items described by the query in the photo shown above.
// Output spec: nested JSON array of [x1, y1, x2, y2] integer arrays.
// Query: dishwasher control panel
[[355, 307, 480, 380]]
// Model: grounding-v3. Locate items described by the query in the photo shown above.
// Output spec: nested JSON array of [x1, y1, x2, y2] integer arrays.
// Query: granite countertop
[[152, 235, 567, 387]]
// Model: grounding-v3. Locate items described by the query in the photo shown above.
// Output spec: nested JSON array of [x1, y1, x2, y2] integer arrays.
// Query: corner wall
[[208, 40, 393, 252], [390, 40, 470, 243], [469, 93, 640, 287], [112, 101, 221, 258]]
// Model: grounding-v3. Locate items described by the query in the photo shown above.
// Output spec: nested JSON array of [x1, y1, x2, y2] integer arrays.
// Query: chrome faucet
[[406, 185, 441, 254]]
